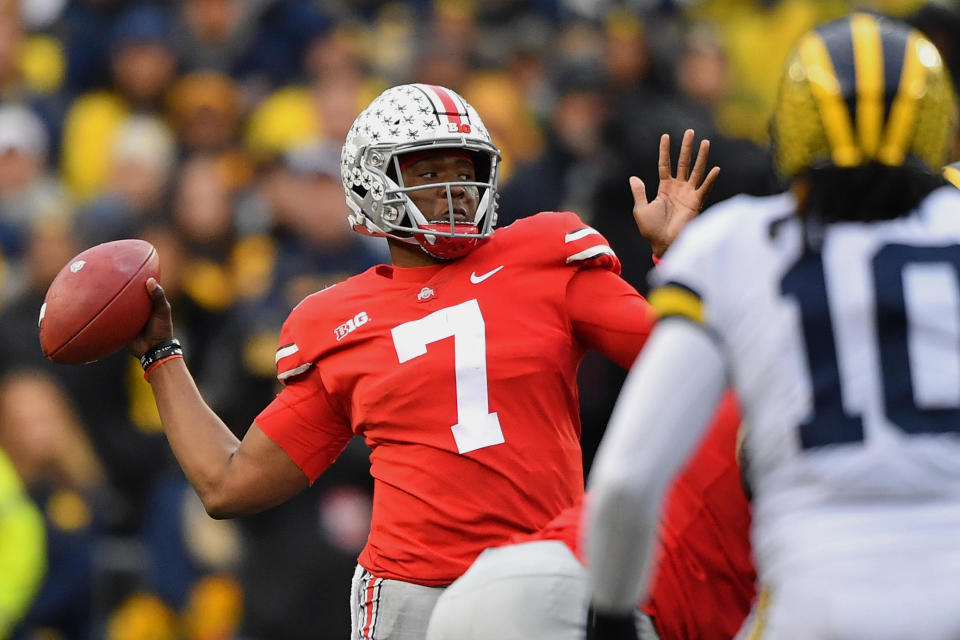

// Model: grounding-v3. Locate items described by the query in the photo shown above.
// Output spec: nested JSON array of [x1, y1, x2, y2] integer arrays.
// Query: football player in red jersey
[[127, 84, 719, 639], [425, 394, 755, 640]]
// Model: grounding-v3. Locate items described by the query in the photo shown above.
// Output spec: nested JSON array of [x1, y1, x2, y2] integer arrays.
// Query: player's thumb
[[629, 176, 647, 206], [145, 278, 167, 307]]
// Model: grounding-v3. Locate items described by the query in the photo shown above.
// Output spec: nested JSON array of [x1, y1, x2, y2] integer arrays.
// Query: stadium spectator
[[61, 4, 177, 201], [233, 0, 330, 89], [0, 1, 23, 98], [367, 3, 418, 85], [243, 85, 319, 161], [165, 155, 246, 385], [172, 0, 259, 75], [76, 115, 176, 247], [498, 64, 611, 226], [603, 7, 650, 93], [0, 430, 45, 638], [311, 73, 376, 146], [166, 72, 245, 155], [461, 71, 544, 184], [302, 22, 370, 85], [0, 104, 71, 302], [0, 0, 69, 138], [414, 0, 476, 90], [0, 370, 104, 640]]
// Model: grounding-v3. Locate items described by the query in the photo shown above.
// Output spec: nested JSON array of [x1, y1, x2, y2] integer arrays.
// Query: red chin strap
[[416, 223, 483, 260]]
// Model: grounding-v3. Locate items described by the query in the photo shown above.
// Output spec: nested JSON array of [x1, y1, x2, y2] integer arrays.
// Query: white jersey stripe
[[275, 343, 299, 362], [277, 363, 311, 381], [566, 245, 616, 263], [565, 227, 601, 243]]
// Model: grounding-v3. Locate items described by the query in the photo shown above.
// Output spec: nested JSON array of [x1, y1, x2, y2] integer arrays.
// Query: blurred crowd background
[[0, 0, 956, 638]]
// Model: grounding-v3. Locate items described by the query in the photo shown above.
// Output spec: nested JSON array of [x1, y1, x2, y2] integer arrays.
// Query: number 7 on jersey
[[392, 299, 505, 454]]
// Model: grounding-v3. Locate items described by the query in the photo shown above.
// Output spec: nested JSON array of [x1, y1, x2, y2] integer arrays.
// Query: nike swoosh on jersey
[[470, 265, 505, 284]]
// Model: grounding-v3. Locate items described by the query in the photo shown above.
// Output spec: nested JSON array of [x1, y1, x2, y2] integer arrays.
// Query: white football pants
[[350, 564, 446, 639], [425, 540, 659, 640]]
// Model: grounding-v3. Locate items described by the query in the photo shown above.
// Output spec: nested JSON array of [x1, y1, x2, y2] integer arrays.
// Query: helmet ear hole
[[385, 162, 399, 183]]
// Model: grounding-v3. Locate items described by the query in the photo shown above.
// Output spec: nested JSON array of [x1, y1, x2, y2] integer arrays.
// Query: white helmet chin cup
[[340, 84, 502, 253]]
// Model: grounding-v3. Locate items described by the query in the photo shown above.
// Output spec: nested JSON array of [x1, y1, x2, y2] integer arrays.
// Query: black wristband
[[586, 605, 640, 640], [140, 338, 183, 371]]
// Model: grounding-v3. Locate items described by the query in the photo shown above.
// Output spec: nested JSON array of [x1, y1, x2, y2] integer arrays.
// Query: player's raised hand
[[631, 129, 720, 258], [128, 278, 175, 358]]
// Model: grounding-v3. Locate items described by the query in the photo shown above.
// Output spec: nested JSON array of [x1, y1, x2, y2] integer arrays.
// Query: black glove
[[586, 604, 640, 640]]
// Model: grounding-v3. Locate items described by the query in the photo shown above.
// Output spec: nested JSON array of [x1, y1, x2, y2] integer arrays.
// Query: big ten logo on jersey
[[335, 312, 370, 341]]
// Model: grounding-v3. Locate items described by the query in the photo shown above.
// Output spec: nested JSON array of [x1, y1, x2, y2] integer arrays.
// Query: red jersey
[[255, 212, 654, 585], [516, 394, 755, 640], [642, 394, 755, 640]]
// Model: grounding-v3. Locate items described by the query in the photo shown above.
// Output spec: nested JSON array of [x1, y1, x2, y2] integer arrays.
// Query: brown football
[[39, 239, 159, 364]]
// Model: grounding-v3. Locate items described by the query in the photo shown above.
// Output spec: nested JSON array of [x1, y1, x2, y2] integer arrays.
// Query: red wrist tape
[[144, 354, 184, 382]]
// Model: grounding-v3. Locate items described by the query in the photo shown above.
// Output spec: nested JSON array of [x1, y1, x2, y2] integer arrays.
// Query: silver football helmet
[[340, 84, 501, 259]]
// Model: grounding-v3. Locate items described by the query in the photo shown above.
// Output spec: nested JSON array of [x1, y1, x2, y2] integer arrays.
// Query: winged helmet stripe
[[851, 14, 884, 157], [944, 163, 960, 189], [878, 31, 926, 166], [800, 32, 861, 167]]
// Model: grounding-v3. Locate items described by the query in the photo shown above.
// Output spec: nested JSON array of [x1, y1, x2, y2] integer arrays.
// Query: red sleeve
[[566, 268, 656, 369], [255, 370, 353, 484]]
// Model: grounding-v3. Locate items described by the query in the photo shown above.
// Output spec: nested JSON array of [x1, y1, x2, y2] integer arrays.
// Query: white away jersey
[[651, 186, 960, 587]]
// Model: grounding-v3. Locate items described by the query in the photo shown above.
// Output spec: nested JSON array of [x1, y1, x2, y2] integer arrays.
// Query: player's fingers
[[145, 278, 169, 308], [657, 133, 671, 181], [689, 139, 710, 185], [629, 176, 648, 208], [696, 166, 721, 200], [676, 129, 694, 180]]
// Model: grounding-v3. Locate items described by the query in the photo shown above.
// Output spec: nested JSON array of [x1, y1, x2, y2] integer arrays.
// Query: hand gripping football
[[39, 239, 159, 364]]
